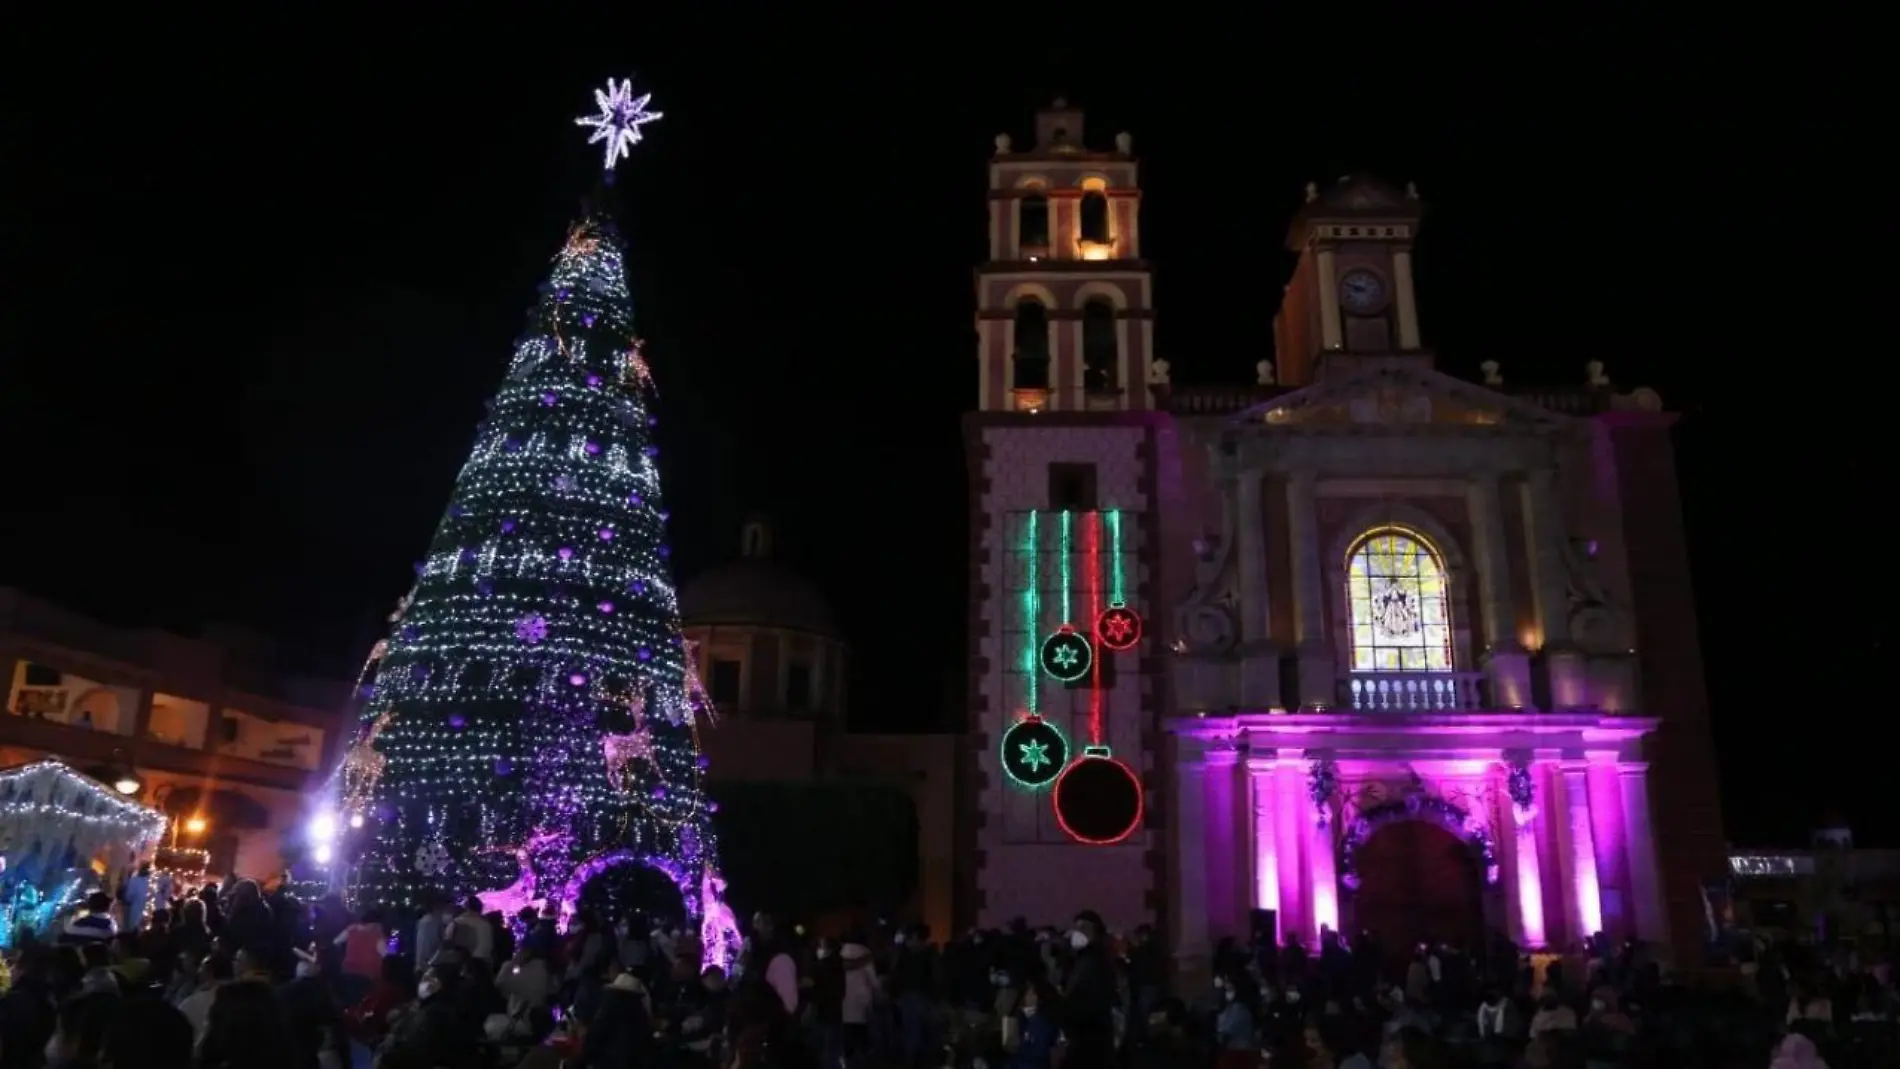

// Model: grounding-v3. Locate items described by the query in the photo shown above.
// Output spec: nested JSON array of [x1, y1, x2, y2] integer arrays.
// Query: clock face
[[1339, 270, 1386, 313]]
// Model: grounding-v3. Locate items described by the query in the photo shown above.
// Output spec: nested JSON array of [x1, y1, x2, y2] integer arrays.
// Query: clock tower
[[1272, 174, 1425, 387]]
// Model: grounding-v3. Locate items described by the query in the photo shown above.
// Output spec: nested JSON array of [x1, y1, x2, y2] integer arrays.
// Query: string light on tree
[[327, 77, 738, 969]]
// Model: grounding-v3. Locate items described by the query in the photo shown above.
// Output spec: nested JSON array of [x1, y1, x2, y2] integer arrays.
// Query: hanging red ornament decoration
[[1053, 746, 1144, 845], [1094, 602, 1142, 652]]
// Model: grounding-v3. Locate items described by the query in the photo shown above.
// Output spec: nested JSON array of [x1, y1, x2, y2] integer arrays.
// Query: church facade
[[961, 102, 1724, 972]]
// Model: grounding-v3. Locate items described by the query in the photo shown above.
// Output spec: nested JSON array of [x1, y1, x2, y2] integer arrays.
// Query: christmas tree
[[327, 79, 740, 967]]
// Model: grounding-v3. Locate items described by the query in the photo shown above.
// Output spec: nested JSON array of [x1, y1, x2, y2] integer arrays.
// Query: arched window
[[1019, 194, 1050, 250], [1078, 190, 1111, 245], [1081, 299, 1118, 391], [1346, 528, 1453, 672], [1012, 300, 1049, 388]]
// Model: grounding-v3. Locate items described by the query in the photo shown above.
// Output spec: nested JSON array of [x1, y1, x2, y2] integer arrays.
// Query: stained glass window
[[1346, 529, 1453, 672]]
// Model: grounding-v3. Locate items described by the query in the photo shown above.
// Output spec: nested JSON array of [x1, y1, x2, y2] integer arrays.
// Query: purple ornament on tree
[[597, 601, 615, 614], [658, 546, 671, 558], [568, 672, 588, 687], [541, 391, 557, 406], [494, 758, 513, 777], [448, 714, 467, 730], [598, 528, 614, 541], [557, 546, 574, 560], [643, 445, 659, 457], [476, 579, 494, 595], [629, 580, 647, 595], [401, 626, 419, 641], [628, 494, 644, 507], [504, 438, 522, 452], [582, 314, 597, 328], [501, 519, 517, 533], [637, 647, 652, 661], [586, 373, 602, 386], [584, 441, 602, 456]]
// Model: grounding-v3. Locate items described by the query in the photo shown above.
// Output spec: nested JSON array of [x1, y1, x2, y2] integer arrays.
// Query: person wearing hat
[[582, 971, 657, 1066]]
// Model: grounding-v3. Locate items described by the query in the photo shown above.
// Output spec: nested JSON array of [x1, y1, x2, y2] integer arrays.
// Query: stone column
[[1561, 766, 1604, 939], [1246, 755, 1281, 924], [1202, 746, 1242, 941], [1512, 799, 1549, 948], [1286, 474, 1334, 708], [1393, 249, 1422, 351], [1617, 764, 1670, 945], [1315, 247, 1343, 352], [1171, 739, 1216, 981], [1234, 475, 1280, 706], [1523, 470, 1587, 708], [1271, 758, 1308, 944], [1467, 475, 1530, 709], [1308, 788, 1340, 942]]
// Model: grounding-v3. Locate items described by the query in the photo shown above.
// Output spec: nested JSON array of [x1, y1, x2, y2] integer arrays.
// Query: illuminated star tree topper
[[575, 77, 664, 172]]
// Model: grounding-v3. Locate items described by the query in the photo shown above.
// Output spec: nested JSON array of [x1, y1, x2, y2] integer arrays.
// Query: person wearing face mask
[[1007, 981, 1061, 1069], [1579, 985, 1634, 1069], [1209, 972, 1258, 1067], [1060, 911, 1116, 1068], [277, 946, 344, 1069], [378, 965, 472, 1069], [809, 937, 847, 1069]]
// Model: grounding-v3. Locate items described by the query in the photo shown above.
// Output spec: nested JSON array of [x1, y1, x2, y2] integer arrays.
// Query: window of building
[[709, 659, 742, 707], [785, 664, 812, 712], [1019, 194, 1050, 249], [1078, 191, 1111, 244], [1012, 300, 1050, 388], [1047, 463, 1098, 512], [1346, 528, 1453, 672], [1081, 299, 1118, 391]]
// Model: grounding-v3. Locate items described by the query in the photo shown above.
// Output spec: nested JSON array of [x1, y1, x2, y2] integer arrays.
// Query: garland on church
[[1339, 793, 1499, 891], [1507, 761, 1537, 821], [1306, 758, 1339, 826]]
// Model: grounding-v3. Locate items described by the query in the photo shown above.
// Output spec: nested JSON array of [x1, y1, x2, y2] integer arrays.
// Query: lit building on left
[[0, 586, 353, 881]]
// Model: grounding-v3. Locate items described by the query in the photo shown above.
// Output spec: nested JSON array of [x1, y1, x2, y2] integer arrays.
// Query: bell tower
[[975, 99, 1154, 413], [1272, 174, 1426, 387]]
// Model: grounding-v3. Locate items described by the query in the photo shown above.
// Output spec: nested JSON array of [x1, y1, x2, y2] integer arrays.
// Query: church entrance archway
[[559, 852, 691, 930], [1346, 819, 1484, 962]]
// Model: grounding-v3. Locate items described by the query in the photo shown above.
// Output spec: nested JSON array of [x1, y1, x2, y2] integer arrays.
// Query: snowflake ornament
[[574, 78, 663, 172], [414, 841, 452, 876], [515, 614, 549, 644]]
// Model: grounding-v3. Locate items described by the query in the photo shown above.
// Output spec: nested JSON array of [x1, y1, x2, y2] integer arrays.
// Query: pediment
[[1231, 366, 1570, 431]]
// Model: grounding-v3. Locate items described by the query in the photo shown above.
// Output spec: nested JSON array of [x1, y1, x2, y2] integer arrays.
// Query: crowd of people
[[2, 872, 1899, 1068]]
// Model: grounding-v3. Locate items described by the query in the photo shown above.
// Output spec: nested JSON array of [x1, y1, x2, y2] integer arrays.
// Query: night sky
[[7, 18, 1863, 846]]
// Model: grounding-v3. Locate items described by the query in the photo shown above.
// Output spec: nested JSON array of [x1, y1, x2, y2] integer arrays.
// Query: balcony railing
[[1341, 671, 1485, 712]]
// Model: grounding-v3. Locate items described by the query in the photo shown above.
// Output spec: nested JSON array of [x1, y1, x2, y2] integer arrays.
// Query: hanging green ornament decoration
[[1040, 626, 1093, 683], [1000, 715, 1068, 790]]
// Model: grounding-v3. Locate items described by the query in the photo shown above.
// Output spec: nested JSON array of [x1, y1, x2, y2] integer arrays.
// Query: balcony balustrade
[[1341, 671, 1486, 712]]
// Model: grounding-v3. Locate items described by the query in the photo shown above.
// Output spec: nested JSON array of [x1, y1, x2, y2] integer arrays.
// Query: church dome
[[678, 519, 836, 635]]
